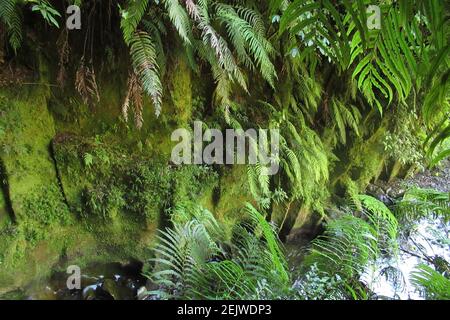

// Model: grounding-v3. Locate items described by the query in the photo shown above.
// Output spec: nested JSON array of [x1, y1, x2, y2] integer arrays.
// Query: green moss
[[0, 86, 63, 221], [348, 130, 387, 190], [171, 165, 219, 207], [0, 84, 160, 292], [207, 165, 253, 232], [168, 56, 192, 125], [23, 184, 71, 226], [0, 188, 9, 230], [123, 160, 172, 222], [331, 121, 388, 198]]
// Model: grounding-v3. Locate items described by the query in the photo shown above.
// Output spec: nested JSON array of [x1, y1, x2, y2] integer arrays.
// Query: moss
[[207, 165, 253, 233], [0, 86, 63, 221], [53, 134, 174, 224], [168, 56, 193, 126], [122, 160, 173, 222], [171, 165, 219, 207], [349, 133, 387, 190], [331, 120, 389, 198], [388, 160, 403, 183], [0, 84, 160, 292], [0, 188, 9, 230]]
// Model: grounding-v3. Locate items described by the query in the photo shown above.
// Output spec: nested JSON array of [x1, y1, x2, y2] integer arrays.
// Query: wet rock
[[82, 285, 98, 300], [137, 286, 148, 300], [102, 279, 121, 300], [101, 278, 135, 300], [385, 187, 405, 199]]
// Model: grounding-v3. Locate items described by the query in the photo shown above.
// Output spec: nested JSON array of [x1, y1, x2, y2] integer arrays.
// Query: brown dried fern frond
[[75, 57, 89, 104], [75, 57, 100, 106], [122, 71, 144, 129], [85, 63, 100, 103]]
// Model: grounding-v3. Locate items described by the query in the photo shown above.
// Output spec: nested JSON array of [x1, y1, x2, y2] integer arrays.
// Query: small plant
[[82, 184, 125, 221], [82, 152, 94, 168], [29, 0, 61, 28]]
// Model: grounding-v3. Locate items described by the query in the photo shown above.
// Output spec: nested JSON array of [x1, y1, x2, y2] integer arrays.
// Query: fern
[[279, 0, 448, 117], [120, 0, 151, 45], [245, 203, 289, 284], [357, 194, 398, 252], [330, 98, 361, 145], [394, 188, 450, 223], [0, 0, 22, 51], [185, 0, 247, 90], [425, 119, 450, 167], [149, 219, 220, 299], [147, 203, 290, 299], [216, 4, 277, 88], [304, 197, 398, 285], [351, 8, 417, 113], [410, 264, 450, 300], [128, 31, 163, 117], [161, 0, 192, 45], [281, 120, 329, 207], [279, 0, 356, 71]]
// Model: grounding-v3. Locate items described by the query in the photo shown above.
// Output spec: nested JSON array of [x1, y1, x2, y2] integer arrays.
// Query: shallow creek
[[0, 262, 147, 300]]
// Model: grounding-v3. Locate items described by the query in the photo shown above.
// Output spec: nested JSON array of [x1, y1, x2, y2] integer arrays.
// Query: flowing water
[[0, 262, 147, 300]]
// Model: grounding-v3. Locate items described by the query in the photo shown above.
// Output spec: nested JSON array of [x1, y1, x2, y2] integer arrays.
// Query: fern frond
[[216, 4, 277, 88], [120, 0, 151, 45], [410, 264, 450, 300], [161, 0, 192, 45], [185, 0, 247, 90], [129, 31, 162, 117], [0, 0, 22, 51]]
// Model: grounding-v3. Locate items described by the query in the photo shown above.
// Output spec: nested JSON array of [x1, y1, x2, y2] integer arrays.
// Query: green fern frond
[[0, 0, 22, 51], [216, 4, 277, 88], [394, 188, 450, 223], [120, 0, 150, 45], [162, 0, 192, 45], [410, 264, 450, 300], [129, 31, 162, 116], [147, 204, 290, 299]]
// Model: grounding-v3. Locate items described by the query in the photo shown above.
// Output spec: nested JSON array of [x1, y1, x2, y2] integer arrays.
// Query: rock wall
[[0, 47, 406, 293], [0, 54, 253, 293]]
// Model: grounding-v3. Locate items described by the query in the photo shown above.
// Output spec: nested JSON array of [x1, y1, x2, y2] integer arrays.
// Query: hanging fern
[[120, 0, 151, 45], [216, 3, 277, 88], [161, 0, 192, 45], [279, 0, 448, 117], [128, 30, 163, 117], [330, 98, 361, 145], [0, 0, 22, 51]]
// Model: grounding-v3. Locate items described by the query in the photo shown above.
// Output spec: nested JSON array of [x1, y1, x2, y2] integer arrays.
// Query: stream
[[0, 262, 147, 300]]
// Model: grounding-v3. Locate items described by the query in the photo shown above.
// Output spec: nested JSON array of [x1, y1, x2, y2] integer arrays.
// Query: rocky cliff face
[[0, 51, 402, 293], [0, 54, 254, 292]]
